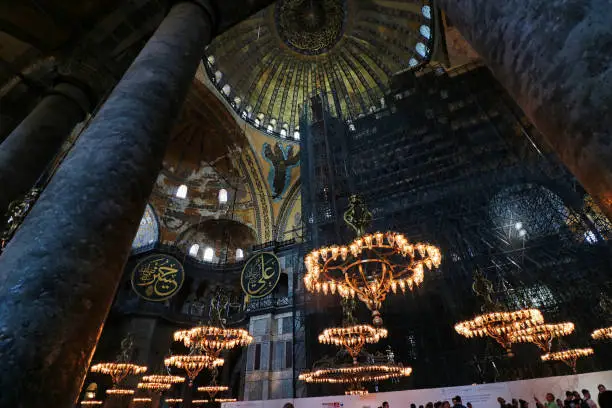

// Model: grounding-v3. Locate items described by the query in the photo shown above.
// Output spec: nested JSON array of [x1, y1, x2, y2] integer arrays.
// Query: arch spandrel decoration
[[131, 204, 159, 251]]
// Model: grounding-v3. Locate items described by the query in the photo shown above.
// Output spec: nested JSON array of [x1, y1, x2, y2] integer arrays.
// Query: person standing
[[452, 396, 467, 408], [598, 391, 612, 408], [565, 391, 578, 408], [535, 393, 560, 408], [582, 390, 597, 408]]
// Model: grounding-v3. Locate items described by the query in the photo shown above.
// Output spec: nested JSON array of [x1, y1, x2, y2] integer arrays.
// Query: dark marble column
[[0, 2, 213, 407], [0, 81, 92, 215], [437, 0, 612, 219], [0, 57, 55, 143]]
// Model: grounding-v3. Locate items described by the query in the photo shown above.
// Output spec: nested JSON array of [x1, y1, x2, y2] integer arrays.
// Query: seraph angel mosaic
[[262, 142, 299, 200]]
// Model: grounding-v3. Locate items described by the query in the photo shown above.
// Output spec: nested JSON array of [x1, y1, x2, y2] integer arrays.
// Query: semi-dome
[[204, 0, 435, 139]]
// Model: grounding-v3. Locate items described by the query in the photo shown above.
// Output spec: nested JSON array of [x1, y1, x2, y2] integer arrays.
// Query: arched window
[[222, 84, 231, 95], [409, 58, 419, 67], [280, 129, 287, 138], [416, 42, 429, 58], [218, 188, 228, 204], [293, 131, 300, 140], [176, 184, 188, 199], [203, 247, 214, 262], [420, 25, 431, 39], [214, 70, 223, 83], [422, 5, 431, 19], [233, 96, 241, 107], [189, 243, 200, 257], [267, 124, 274, 133], [207, 55, 215, 65], [236, 248, 244, 260]]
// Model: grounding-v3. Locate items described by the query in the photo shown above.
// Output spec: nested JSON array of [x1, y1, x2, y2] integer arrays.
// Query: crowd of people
[[372, 385, 612, 408], [497, 384, 611, 408], [377, 396, 471, 408]]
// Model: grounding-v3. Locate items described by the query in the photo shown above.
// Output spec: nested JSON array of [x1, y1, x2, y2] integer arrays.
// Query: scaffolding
[[298, 64, 612, 392]]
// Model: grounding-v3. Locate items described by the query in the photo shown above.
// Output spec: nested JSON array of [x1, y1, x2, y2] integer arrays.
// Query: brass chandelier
[[318, 324, 388, 364], [541, 347, 594, 373], [90, 362, 147, 386], [105, 389, 135, 396], [141, 375, 185, 385], [509, 322, 575, 352], [137, 382, 172, 391], [91, 335, 147, 396], [197, 384, 230, 399], [304, 195, 441, 325], [174, 326, 252, 358], [345, 383, 369, 396], [592, 326, 612, 340], [300, 297, 411, 389], [455, 308, 545, 355], [299, 364, 412, 384], [169, 295, 252, 387], [132, 397, 153, 403], [454, 271, 544, 356], [164, 352, 224, 386]]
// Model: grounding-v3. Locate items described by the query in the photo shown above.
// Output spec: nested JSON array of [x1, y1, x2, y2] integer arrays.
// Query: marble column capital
[[45, 82, 93, 117], [56, 57, 114, 106], [183, 0, 216, 28]]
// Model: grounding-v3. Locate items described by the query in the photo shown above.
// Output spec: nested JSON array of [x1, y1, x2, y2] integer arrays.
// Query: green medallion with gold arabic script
[[241, 252, 281, 301], [131, 254, 185, 301]]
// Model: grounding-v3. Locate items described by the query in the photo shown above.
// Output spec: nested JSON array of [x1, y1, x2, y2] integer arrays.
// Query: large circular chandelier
[[455, 309, 544, 356], [174, 326, 252, 357], [509, 322, 574, 352], [304, 231, 441, 325], [318, 324, 388, 364], [164, 354, 224, 385], [90, 362, 147, 385], [541, 348, 594, 373], [299, 364, 412, 384], [592, 326, 612, 340]]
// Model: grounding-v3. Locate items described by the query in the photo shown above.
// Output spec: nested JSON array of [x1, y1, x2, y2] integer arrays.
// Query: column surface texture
[[438, 0, 612, 219], [0, 82, 90, 215], [0, 2, 212, 407]]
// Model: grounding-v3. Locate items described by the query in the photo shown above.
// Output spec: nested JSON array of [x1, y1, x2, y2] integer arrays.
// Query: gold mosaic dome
[[204, 0, 435, 139]]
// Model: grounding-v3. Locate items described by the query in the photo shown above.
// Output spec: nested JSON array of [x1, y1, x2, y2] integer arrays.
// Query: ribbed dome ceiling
[[204, 0, 434, 139]]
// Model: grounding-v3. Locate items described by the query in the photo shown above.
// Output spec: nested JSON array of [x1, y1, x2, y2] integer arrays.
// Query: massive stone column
[[0, 1, 214, 407], [437, 0, 612, 219], [0, 57, 56, 143], [0, 80, 92, 215]]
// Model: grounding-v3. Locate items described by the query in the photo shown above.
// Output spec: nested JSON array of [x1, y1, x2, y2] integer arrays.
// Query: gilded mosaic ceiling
[[204, 0, 434, 139]]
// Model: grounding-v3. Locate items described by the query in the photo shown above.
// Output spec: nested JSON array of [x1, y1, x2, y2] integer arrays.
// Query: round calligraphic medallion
[[241, 252, 281, 300], [131, 254, 185, 301]]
